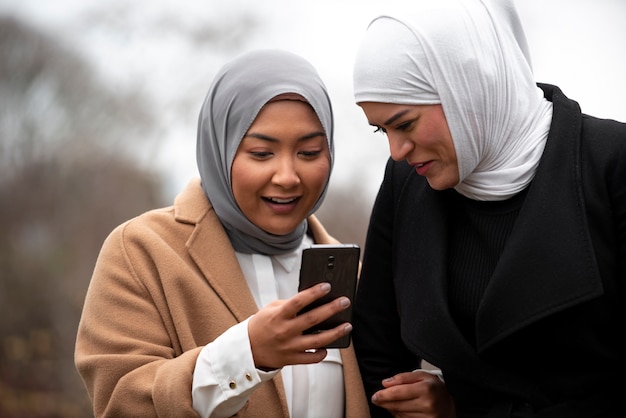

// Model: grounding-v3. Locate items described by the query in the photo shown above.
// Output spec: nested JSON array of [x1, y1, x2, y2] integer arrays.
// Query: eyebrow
[[382, 109, 411, 126], [244, 131, 326, 142]]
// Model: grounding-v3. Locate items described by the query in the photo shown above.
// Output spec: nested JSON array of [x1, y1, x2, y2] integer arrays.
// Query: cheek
[[300, 160, 331, 204], [230, 162, 261, 203], [310, 160, 331, 187]]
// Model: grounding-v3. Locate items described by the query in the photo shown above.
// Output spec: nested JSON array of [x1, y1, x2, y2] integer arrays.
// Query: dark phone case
[[297, 244, 360, 348]]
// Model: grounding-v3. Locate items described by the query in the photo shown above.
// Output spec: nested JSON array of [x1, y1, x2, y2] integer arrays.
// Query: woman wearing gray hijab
[[75, 49, 369, 418]]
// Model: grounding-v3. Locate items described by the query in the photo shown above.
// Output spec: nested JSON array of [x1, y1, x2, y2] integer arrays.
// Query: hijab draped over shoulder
[[197, 50, 334, 254], [353, 0, 553, 201]]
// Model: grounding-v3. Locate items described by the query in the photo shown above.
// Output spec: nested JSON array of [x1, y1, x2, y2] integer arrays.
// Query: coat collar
[[174, 178, 259, 322], [173, 177, 340, 320]]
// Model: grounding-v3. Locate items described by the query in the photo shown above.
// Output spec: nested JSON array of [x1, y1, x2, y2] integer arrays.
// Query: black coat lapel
[[395, 175, 551, 404], [476, 85, 604, 351]]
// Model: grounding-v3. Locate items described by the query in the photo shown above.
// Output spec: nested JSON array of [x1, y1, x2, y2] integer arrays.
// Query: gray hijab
[[196, 49, 334, 255]]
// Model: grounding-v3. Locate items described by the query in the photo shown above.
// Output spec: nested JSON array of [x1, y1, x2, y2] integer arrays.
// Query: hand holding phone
[[297, 244, 360, 348]]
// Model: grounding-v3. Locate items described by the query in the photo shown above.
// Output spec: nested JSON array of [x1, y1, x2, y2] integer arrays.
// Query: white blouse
[[191, 235, 345, 418]]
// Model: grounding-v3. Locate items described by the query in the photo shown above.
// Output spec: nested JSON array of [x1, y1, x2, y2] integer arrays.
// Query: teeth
[[270, 197, 296, 204], [416, 163, 424, 168]]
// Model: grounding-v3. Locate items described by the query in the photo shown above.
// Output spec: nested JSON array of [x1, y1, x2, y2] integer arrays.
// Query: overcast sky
[[2, 0, 625, 201]]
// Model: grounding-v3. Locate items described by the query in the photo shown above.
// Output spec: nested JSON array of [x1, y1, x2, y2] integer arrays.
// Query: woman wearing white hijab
[[75, 49, 369, 417], [352, 0, 626, 416]]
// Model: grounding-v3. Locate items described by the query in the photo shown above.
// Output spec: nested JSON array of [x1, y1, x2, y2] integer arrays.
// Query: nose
[[388, 132, 414, 162], [272, 157, 301, 187]]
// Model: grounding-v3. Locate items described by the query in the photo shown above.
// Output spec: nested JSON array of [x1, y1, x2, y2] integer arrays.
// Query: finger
[[376, 379, 434, 403], [294, 295, 351, 333], [297, 322, 353, 351], [381, 370, 433, 388], [283, 282, 332, 317], [371, 389, 420, 415]]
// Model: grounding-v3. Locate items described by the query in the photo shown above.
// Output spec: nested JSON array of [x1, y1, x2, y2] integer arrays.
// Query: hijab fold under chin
[[196, 50, 334, 255], [353, 0, 553, 201]]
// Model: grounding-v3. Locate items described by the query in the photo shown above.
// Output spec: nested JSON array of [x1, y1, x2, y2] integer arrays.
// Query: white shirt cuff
[[192, 316, 277, 418]]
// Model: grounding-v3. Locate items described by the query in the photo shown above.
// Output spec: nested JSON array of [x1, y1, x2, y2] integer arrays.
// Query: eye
[[249, 151, 273, 159], [396, 120, 414, 131], [299, 149, 323, 159]]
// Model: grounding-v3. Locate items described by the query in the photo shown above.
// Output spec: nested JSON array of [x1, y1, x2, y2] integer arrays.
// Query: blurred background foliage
[[0, 12, 372, 417], [0, 16, 165, 417]]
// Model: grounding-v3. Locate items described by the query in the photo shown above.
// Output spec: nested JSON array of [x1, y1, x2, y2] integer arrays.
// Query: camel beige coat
[[75, 178, 369, 417]]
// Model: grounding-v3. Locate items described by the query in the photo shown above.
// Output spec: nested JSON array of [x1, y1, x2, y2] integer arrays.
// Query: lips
[[265, 196, 298, 204], [412, 161, 433, 176], [263, 196, 300, 214]]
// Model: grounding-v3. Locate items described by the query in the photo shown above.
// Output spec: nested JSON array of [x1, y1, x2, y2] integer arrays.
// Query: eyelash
[[300, 150, 322, 158], [397, 121, 412, 131], [249, 150, 322, 159]]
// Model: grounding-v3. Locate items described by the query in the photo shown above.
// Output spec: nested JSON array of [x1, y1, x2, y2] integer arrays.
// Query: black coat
[[352, 84, 626, 417]]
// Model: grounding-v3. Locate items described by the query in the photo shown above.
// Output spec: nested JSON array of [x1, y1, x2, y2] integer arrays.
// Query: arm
[[352, 158, 423, 417], [75, 224, 202, 417], [192, 318, 279, 418], [193, 280, 352, 418], [76, 222, 352, 417]]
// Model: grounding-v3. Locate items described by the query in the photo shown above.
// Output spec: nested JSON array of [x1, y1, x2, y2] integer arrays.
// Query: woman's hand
[[248, 282, 351, 370], [372, 370, 456, 418]]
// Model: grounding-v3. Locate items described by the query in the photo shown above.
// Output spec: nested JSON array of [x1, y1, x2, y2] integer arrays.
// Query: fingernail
[[320, 283, 331, 292], [383, 377, 394, 383], [340, 297, 350, 308], [344, 323, 353, 333], [371, 394, 378, 403]]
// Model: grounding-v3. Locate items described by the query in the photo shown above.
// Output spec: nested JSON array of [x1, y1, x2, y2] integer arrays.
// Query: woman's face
[[359, 102, 459, 190], [231, 99, 331, 235]]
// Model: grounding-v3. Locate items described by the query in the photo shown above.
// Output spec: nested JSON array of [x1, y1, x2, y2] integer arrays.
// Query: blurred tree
[[0, 16, 164, 417]]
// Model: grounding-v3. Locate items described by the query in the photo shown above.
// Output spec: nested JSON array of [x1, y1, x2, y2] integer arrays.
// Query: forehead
[[251, 100, 321, 126], [359, 102, 416, 123]]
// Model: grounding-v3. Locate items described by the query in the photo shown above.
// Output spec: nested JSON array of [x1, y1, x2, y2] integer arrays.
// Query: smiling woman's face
[[231, 99, 330, 235], [359, 101, 459, 190]]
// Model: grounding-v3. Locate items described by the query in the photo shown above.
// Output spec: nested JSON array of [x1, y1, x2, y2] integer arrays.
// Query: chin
[[427, 180, 446, 191], [427, 176, 459, 191], [428, 182, 456, 191], [262, 223, 301, 236]]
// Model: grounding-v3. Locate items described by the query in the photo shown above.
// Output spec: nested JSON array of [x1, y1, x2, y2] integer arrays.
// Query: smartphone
[[297, 244, 360, 348]]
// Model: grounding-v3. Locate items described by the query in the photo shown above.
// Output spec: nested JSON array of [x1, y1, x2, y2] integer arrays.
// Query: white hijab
[[353, 0, 553, 201]]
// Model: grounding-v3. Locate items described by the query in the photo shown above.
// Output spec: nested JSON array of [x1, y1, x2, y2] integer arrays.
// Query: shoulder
[[379, 157, 431, 208], [541, 83, 626, 172], [307, 214, 340, 245], [581, 114, 626, 152], [580, 113, 626, 171], [380, 157, 421, 193], [580, 114, 626, 199], [102, 178, 213, 258]]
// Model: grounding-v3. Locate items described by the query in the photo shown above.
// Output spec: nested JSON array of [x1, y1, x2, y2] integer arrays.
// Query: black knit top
[[446, 188, 528, 348]]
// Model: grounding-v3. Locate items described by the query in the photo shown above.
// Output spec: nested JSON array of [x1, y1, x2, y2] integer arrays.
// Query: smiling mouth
[[264, 196, 299, 204], [412, 161, 432, 176]]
